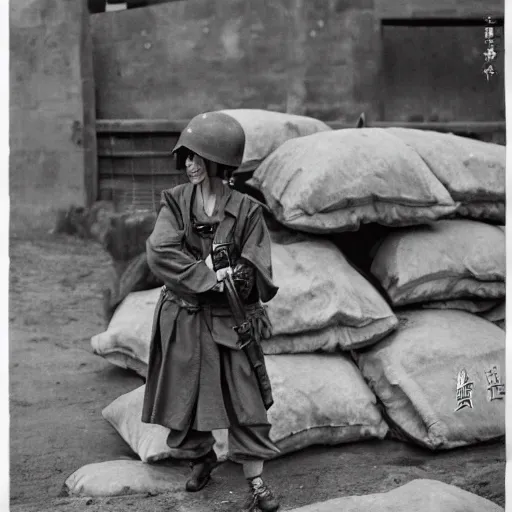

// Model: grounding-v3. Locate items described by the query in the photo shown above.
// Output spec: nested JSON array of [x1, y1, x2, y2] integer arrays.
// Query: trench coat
[[141, 181, 279, 435]]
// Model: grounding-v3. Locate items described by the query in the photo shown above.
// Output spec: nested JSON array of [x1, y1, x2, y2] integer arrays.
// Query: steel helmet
[[172, 112, 246, 169]]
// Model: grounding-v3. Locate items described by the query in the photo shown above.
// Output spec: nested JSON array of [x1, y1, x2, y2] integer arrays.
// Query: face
[[185, 152, 208, 185]]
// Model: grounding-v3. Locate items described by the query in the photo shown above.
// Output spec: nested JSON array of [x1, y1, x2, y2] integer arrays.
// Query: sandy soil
[[9, 232, 505, 512]]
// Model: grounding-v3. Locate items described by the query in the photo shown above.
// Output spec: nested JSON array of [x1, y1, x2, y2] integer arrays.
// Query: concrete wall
[[10, 0, 96, 233], [91, 0, 380, 123], [91, 0, 504, 123]]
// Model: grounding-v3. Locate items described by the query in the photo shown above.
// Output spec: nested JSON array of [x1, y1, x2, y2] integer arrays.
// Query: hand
[[232, 261, 255, 299], [212, 244, 233, 271], [216, 267, 231, 282], [205, 254, 214, 270]]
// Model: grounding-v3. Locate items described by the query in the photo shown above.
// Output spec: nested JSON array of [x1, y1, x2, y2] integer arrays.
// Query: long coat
[[141, 181, 278, 435]]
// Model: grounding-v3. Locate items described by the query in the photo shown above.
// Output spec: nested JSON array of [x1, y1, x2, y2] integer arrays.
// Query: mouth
[[187, 168, 205, 181]]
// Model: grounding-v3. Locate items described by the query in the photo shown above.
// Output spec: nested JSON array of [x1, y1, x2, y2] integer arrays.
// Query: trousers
[[167, 423, 279, 463]]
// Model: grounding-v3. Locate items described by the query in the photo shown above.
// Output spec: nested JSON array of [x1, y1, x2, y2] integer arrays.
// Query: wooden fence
[[96, 119, 506, 212]]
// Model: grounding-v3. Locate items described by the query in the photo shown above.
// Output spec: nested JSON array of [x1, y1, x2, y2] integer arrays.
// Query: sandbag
[[101, 355, 388, 461], [370, 220, 505, 307], [481, 301, 505, 323], [63, 460, 187, 497], [248, 128, 458, 233], [265, 354, 388, 453], [481, 302, 505, 330], [287, 479, 503, 512], [354, 310, 505, 450], [268, 238, 398, 347], [92, 237, 398, 372], [387, 128, 505, 223], [102, 385, 228, 463], [92, 288, 159, 377], [218, 109, 331, 175], [101, 210, 161, 320]]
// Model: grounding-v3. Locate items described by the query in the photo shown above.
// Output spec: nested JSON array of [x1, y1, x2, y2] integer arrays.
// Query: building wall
[[91, 0, 380, 123], [91, 0, 504, 123], [10, 0, 96, 233]]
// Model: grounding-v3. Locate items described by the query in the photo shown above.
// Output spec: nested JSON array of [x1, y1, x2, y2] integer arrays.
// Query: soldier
[[142, 112, 281, 512]]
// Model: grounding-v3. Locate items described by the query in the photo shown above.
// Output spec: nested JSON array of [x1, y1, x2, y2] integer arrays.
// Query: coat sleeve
[[146, 200, 218, 295], [240, 204, 279, 303]]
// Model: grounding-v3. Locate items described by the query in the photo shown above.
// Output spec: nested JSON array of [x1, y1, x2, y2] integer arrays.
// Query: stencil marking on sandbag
[[484, 366, 505, 402], [454, 369, 474, 412]]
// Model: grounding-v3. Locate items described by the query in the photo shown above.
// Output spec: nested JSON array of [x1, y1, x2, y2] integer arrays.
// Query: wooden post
[[81, 1, 98, 206]]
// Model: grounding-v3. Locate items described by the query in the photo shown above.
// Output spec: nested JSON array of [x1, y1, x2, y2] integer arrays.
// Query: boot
[[240, 476, 280, 512], [185, 450, 218, 492]]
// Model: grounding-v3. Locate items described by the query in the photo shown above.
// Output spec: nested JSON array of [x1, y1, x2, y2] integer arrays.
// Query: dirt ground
[[9, 231, 505, 512]]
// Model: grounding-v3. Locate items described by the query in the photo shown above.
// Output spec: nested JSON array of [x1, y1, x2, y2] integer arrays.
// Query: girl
[[142, 112, 280, 512]]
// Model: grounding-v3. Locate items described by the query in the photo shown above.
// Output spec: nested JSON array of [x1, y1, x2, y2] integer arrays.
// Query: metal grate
[[97, 129, 187, 212]]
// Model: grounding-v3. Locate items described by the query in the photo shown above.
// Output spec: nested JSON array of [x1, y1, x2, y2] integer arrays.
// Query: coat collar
[[183, 181, 243, 219]]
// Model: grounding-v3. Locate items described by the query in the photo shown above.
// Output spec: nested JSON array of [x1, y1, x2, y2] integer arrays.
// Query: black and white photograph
[[9, 1, 507, 511]]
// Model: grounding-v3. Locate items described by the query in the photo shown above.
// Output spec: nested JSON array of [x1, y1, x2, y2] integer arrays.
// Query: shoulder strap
[[213, 190, 244, 245]]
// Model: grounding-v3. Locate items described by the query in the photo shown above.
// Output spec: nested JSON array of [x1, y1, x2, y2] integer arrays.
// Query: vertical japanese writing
[[483, 16, 501, 81], [485, 366, 505, 401], [455, 369, 474, 412]]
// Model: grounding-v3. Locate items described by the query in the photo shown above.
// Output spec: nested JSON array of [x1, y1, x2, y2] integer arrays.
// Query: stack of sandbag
[[91, 235, 397, 460], [244, 124, 505, 452], [86, 116, 505, 491], [98, 354, 388, 467], [247, 128, 505, 233], [92, 233, 398, 375], [369, 220, 506, 328], [92, 324, 390, 462], [88, 112, 398, 471]]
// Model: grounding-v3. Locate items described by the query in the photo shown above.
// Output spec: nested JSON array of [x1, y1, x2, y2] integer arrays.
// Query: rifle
[[212, 244, 274, 410]]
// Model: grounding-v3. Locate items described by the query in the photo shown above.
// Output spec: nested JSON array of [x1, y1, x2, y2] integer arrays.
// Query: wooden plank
[[99, 176, 185, 188], [96, 119, 188, 133], [98, 167, 181, 177], [375, 0, 504, 20], [96, 133, 178, 151], [98, 150, 175, 158], [97, 118, 506, 134], [381, 18, 504, 26], [357, 121, 505, 132], [81, 0, 98, 207]]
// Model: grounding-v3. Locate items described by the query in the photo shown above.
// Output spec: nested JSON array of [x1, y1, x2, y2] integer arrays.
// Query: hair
[[175, 147, 236, 180]]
